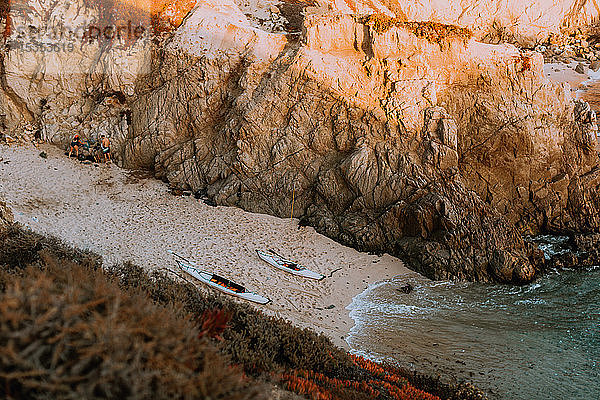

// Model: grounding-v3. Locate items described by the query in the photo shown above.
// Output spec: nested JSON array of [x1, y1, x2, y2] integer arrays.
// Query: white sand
[[0, 143, 413, 348], [544, 61, 600, 100], [544, 61, 590, 92]]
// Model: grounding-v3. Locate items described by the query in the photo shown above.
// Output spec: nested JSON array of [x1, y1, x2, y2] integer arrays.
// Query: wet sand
[[0, 143, 412, 349]]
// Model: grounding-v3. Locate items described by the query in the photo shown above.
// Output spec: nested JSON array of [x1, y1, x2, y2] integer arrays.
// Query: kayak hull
[[256, 250, 325, 280], [177, 261, 270, 305]]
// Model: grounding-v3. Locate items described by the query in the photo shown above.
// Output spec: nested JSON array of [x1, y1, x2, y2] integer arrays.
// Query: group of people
[[68, 134, 111, 163]]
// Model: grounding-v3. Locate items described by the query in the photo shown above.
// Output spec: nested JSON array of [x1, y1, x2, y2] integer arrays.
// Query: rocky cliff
[[1, 0, 599, 282], [322, 0, 600, 45]]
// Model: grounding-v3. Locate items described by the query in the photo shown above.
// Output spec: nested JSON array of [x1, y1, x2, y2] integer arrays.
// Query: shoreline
[[0, 143, 413, 349]]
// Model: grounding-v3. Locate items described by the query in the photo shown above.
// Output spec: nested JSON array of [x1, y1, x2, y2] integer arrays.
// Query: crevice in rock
[[0, 51, 34, 122]]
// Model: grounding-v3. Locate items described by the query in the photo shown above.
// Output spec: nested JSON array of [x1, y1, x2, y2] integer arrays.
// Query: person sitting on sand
[[68, 134, 83, 158], [100, 135, 111, 163]]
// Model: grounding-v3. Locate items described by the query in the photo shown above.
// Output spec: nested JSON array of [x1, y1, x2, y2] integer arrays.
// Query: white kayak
[[256, 250, 325, 280], [171, 254, 270, 305]]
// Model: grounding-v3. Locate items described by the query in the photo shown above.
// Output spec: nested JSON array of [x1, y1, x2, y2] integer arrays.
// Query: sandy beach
[[0, 143, 415, 349], [544, 62, 590, 90]]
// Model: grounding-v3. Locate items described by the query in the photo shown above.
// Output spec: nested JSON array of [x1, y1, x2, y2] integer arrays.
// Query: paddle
[[162, 267, 197, 287], [267, 248, 285, 258], [168, 250, 197, 265], [168, 250, 211, 275]]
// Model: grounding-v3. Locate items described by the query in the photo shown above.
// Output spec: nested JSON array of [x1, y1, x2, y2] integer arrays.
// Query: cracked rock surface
[[2, 0, 600, 282]]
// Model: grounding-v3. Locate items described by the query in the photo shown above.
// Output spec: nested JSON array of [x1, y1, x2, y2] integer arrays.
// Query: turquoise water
[[347, 261, 599, 399]]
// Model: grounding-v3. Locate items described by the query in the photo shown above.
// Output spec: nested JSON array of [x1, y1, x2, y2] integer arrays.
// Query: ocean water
[[347, 244, 600, 399]]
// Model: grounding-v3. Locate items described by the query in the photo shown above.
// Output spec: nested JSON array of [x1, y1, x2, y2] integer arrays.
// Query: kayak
[[256, 250, 325, 280], [170, 253, 270, 305], [176, 260, 270, 304]]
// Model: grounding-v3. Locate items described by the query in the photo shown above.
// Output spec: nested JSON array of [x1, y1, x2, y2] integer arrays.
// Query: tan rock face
[[321, 0, 600, 44], [0, 0, 153, 156], [1, 0, 599, 282], [125, 7, 577, 283]]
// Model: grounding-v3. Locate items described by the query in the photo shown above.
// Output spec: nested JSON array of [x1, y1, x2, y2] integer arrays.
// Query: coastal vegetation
[[0, 219, 486, 399], [1, 0, 599, 398]]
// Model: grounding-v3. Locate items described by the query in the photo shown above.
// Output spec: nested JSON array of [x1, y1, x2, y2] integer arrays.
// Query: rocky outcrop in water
[[544, 232, 600, 271], [1, 0, 600, 282]]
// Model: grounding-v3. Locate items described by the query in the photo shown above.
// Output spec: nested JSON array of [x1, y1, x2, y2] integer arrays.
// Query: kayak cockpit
[[210, 274, 246, 293], [281, 261, 303, 271]]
